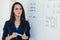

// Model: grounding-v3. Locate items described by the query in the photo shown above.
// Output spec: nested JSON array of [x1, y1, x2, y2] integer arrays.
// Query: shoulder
[[25, 21, 30, 26], [25, 21, 30, 30], [4, 20, 10, 27], [3, 20, 10, 30], [5, 20, 9, 23], [5, 20, 9, 25], [26, 21, 29, 24]]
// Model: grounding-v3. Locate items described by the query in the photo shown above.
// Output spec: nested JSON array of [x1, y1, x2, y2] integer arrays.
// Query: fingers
[[11, 32, 18, 38], [22, 33, 28, 39], [9, 32, 28, 39]]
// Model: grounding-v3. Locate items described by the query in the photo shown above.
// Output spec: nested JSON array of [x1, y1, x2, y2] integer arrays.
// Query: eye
[[20, 8, 22, 10], [15, 8, 18, 10]]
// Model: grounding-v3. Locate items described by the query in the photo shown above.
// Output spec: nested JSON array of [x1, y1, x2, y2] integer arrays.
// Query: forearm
[[5, 35, 12, 40]]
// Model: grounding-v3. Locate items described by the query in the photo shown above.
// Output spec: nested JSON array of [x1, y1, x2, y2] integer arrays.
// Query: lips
[[18, 13, 20, 14]]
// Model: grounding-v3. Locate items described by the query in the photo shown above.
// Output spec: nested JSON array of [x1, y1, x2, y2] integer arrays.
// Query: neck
[[15, 16, 21, 22]]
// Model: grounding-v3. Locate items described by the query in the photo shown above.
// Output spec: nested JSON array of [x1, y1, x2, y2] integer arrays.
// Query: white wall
[[0, 0, 9, 40], [27, 0, 60, 40]]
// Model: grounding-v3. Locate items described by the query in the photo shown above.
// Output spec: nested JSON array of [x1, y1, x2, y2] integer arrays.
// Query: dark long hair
[[9, 2, 27, 32]]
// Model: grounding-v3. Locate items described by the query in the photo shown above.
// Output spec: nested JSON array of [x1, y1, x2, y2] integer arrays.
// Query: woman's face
[[13, 4, 22, 17]]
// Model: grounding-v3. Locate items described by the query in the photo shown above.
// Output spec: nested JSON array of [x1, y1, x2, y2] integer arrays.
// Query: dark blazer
[[2, 21, 30, 40]]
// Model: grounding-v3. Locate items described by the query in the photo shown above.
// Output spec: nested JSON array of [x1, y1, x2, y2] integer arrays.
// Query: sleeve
[[25, 21, 31, 39], [2, 21, 9, 40]]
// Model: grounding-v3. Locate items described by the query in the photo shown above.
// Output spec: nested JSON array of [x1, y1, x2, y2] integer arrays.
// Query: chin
[[15, 14, 21, 17], [17, 15, 21, 17]]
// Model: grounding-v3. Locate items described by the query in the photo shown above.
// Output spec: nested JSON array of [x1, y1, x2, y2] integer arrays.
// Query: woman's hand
[[22, 33, 28, 40], [11, 32, 18, 38], [6, 32, 18, 40]]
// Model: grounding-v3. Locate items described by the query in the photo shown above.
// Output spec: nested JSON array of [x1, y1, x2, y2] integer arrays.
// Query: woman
[[2, 2, 30, 40]]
